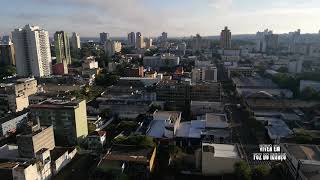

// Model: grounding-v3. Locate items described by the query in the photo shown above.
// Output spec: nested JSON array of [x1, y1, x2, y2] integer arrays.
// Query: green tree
[[234, 161, 251, 180], [0, 65, 16, 80], [252, 165, 271, 180]]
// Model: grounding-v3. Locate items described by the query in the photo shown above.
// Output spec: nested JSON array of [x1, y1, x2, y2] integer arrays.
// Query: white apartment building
[[104, 40, 122, 57], [12, 24, 52, 77]]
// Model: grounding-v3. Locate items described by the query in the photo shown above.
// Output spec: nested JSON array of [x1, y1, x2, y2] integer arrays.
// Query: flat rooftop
[[205, 113, 228, 128], [283, 144, 320, 161], [202, 143, 239, 158], [232, 76, 278, 89], [30, 99, 83, 109], [102, 145, 155, 163]]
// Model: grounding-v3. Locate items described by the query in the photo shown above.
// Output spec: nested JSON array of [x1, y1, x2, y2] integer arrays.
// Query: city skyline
[[1, 0, 320, 37]]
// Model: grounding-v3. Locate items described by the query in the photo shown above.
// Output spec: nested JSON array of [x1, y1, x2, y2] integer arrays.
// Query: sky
[[1, 0, 320, 37]]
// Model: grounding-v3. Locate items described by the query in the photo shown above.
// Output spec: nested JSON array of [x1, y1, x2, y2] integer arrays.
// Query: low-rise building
[[198, 143, 242, 176], [17, 125, 55, 158], [50, 147, 77, 175], [147, 111, 182, 139], [0, 112, 28, 137], [300, 80, 320, 92], [281, 143, 320, 180], [98, 145, 156, 179], [143, 53, 179, 68]]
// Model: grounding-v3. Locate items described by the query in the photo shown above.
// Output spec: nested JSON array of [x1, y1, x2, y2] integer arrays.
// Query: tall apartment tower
[[161, 32, 168, 42], [70, 32, 81, 50], [54, 31, 71, 65], [136, 32, 144, 49], [288, 29, 301, 53], [100, 32, 110, 45], [128, 32, 136, 46], [12, 24, 52, 77], [220, 26, 232, 49]]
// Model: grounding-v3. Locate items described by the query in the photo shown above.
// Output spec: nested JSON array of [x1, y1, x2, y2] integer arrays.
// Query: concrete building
[[17, 125, 55, 158], [227, 67, 254, 78], [12, 24, 52, 77], [104, 40, 122, 57], [145, 38, 153, 49], [82, 56, 99, 70], [147, 111, 182, 138], [70, 32, 81, 50], [143, 53, 180, 68], [255, 29, 278, 52], [1, 78, 38, 112], [50, 147, 77, 175], [98, 145, 157, 179], [30, 99, 88, 145], [127, 32, 136, 46], [190, 101, 224, 116], [190, 34, 210, 52], [199, 143, 241, 175], [0, 112, 28, 137], [281, 143, 320, 180], [192, 66, 217, 83], [220, 27, 232, 49], [54, 31, 71, 66], [288, 59, 303, 73], [161, 32, 168, 42], [300, 80, 320, 92], [177, 42, 187, 56], [124, 66, 144, 77], [136, 32, 144, 49], [0, 39, 15, 65], [288, 29, 301, 53], [100, 32, 110, 45]]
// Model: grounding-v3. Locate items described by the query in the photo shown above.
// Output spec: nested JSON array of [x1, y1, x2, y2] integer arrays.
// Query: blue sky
[[1, 0, 320, 37]]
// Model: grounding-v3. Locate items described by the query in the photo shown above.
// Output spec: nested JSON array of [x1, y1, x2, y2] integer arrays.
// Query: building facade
[[12, 24, 52, 77], [54, 31, 71, 65], [220, 27, 232, 49], [30, 99, 88, 145], [0, 40, 15, 65], [70, 32, 81, 50], [100, 32, 110, 45]]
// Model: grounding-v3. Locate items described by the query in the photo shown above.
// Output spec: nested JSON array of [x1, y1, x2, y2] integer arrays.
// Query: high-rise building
[[54, 31, 71, 65], [70, 32, 81, 50], [288, 29, 301, 53], [12, 24, 52, 77], [104, 40, 122, 57], [161, 32, 168, 42], [128, 32, 136, 46], [136, 32, 144, 49], [220, 26, 232, 49], [145, 38, 153, 49], [0, 38, 15, 65], [100, 32, 110, 45], [255, 29, 279, 52], [30, 99, 88, 146]]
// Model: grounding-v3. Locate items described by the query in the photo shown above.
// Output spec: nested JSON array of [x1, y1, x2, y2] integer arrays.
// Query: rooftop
[[202, 143, 239, 158], [205, 113, 228, 129], [30, 99, 83, 109], [283, 143, 320, 161], [102, 145, 155, 163]]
